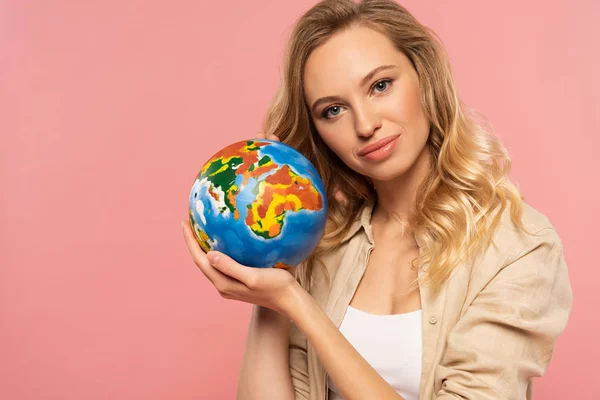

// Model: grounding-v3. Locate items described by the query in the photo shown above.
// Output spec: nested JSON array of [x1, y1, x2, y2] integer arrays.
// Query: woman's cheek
[[319, 125, 356, 163]]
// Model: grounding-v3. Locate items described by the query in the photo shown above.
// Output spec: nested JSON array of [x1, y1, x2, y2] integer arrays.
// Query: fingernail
[[207, 252, 220, 266]]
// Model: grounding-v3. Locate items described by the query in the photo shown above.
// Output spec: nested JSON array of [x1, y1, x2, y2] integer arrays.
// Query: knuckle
[[246, 276, 259, 289], [214, 282, 226, 293]]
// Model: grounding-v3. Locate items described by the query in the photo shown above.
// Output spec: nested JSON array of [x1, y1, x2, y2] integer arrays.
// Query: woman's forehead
[[303, 26, 406, 98]]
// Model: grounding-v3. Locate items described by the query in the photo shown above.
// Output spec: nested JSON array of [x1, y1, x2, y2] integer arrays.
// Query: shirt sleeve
[[434, 227, 573, 399], [289, 319, 310, 400]]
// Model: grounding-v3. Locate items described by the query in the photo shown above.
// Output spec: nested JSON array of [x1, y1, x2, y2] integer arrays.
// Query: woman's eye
[[320, 81, 391, 120], [323, 105, 343, 119], [373, 79, 391, 93]]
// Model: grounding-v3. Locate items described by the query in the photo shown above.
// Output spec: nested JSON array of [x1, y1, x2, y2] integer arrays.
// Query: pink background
[[1, 0, 598, 398]]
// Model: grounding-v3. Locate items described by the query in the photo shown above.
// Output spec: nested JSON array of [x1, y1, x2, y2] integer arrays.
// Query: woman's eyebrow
[[359, 64, 397, 87], [310, 64, 398, 114]]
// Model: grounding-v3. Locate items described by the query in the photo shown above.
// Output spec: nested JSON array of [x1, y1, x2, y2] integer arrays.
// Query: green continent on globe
[[199, 141, 278, 220]]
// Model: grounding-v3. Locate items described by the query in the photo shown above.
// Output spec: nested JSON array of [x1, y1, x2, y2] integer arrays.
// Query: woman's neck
[[371, 145, 431, 228]]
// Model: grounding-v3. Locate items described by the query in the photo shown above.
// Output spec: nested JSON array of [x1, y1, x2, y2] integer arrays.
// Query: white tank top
[[327, 305, 422, 400]]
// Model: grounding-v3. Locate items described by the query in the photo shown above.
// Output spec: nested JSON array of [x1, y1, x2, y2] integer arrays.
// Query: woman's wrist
[[284, 280, 310, 322]]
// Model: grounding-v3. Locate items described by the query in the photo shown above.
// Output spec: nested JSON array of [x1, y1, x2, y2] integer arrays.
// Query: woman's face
[[303, 25, 431, 183]]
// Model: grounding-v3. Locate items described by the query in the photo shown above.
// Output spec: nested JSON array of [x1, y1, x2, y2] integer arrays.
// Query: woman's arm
[[288, 287, 406, 400], [182, 220, 301, 399], [236, 305, 295, 400], [184, 220, 402, 399]]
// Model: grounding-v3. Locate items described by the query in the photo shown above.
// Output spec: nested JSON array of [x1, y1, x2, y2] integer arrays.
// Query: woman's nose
[[354, 103, 382, 138]]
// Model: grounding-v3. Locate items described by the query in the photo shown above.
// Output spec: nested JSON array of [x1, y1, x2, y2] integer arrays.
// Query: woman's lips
[[357, 134, 401, 156]]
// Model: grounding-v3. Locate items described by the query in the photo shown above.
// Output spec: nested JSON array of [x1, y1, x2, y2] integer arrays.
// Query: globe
[[188, 139, 328, 269]]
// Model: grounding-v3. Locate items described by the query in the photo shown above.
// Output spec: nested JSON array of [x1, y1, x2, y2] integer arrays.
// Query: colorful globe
[[188, 139, 328, 269]]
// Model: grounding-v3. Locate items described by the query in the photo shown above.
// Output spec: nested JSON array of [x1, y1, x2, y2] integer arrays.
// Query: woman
[[182, 0, 573, 399]]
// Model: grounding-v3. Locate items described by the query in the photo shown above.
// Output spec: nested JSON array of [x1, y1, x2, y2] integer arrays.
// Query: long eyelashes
[[321, 78, 394, 120], [372, 79, 392, 93]]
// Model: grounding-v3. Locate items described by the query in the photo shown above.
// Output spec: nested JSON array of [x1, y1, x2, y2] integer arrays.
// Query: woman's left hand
[[182, 220, 300, 316]]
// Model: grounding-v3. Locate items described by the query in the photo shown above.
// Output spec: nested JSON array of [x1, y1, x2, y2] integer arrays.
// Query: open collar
[[340, 200, 425, 249]]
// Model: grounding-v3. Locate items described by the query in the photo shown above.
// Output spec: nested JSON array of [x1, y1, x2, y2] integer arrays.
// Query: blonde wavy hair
[[263, 0, 530, 296]]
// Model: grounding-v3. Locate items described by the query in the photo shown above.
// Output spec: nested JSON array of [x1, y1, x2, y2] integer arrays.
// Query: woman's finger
[[207, 251, 256, 288], [182, 221, 229, 284], [334, 188, 348, 205], [182, 221, 252, 294], [255, 131, 280, 142]]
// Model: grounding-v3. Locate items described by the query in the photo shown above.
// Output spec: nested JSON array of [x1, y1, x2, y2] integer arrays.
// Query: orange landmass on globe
[[195, 226, 212, 252], [241, 162, 278, 185], [227, 185, 240, 219], [208, 186, 220, 201], [245, 165, 323, 238], [274, 261, 293, 269]]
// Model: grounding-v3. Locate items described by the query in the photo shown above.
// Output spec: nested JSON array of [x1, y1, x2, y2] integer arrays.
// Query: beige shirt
[[288, 201, 573, 400]]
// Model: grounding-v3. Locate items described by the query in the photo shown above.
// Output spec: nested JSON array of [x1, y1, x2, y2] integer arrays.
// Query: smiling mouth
[[357, 134, 401, 156]]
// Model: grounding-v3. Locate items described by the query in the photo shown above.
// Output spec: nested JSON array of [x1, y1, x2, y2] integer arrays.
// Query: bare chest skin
[[349, 234, 422, 316]]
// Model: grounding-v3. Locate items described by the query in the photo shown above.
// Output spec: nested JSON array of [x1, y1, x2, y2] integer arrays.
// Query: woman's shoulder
[[446, 200, 572, 322], [471, 200, 565, 282], [494, 200, 560, 249], [512, 200, 555, 231]]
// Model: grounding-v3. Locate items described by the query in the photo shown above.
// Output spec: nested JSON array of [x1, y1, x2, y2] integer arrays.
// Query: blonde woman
[[182, 0, 573, 398]]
